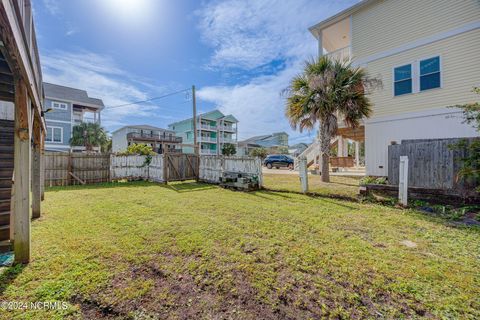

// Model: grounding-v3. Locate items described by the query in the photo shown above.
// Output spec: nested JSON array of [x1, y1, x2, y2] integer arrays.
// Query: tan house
[[309, 0, 479, 176]]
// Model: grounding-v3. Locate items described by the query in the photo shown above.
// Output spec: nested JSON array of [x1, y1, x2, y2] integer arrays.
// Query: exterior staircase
[[0, 119, 14, 253], [294, 136, 339, 170]]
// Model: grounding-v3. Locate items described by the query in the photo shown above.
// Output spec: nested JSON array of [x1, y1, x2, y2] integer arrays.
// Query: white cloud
[[41, 50, 166, 130], [197, 0, 358, 142], [43, 0, 60, 16]]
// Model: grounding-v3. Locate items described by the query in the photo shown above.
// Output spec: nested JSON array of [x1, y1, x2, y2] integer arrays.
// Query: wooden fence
[[44, 152, 110, 186], [110, 155, 164, 182], [199, 156, 263, 185], [44, 153, 262, 187], [388, 138, 478, 193], [164, 154, 198, 182]]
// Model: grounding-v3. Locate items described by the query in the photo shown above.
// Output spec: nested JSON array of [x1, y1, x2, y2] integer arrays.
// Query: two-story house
[[168, 110, 238, 155], [111, 125, 182, 154], [309, 0, 479, 176], [43, 83, 104, 152], [237, 132, 289, 156]]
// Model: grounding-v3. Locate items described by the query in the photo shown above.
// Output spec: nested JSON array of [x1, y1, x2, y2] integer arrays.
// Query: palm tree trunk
[[319, 123, 331, 182]]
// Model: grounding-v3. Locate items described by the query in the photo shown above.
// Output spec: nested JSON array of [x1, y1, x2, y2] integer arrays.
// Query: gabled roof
[[241, 132, 289, 144], [309, 0, 378, 39], [43, 82, 105, 109], [168, 109, 238, 126]]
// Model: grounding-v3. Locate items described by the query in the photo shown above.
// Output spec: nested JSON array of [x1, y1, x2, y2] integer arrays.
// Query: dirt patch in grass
[[71, 251, 434, 320]]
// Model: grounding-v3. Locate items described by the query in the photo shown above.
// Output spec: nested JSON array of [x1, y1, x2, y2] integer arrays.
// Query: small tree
[[449, 87, 480, 191], [285, 56, 380, 182], [70, 122, 108, 151], [276, 146, 289, 155], [250, 147, 268, 158], [120, 143, 156, 156], [222, 143, 236, 156]]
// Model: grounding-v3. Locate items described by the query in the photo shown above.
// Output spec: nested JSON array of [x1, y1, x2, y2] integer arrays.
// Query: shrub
[[360, 176, 387, 186], [222, 143, 237, 156], [119, 143, 156, 156], [249, 147, 268, 158]]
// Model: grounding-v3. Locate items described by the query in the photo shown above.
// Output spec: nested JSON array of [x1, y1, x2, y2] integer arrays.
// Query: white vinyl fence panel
[[199, 156, 263, 186]]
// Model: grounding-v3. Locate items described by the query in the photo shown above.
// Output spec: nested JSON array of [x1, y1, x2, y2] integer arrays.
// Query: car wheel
[[288, 163, 294, 170], [266, 163, 272, 169]]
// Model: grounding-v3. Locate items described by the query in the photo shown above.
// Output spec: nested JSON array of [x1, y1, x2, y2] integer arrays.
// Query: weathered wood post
[[13, 79, 31, 263], [298, 156, 308, 193], [398, 156, 409, 206], [31, 138, 41, 219], [40, 148, 45, 200]]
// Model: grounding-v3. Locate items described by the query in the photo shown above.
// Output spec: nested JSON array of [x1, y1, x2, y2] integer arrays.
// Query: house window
[[46, 126, 62, 143], [393, 64, 412, 96], [52, 101, 68, 110], [420, 56, 441, 91]]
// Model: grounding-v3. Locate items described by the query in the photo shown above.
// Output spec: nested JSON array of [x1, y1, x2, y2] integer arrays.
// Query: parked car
[[263, 154, 294, 170]]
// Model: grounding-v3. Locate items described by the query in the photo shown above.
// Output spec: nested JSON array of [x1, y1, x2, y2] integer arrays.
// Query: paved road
[[262, 167, 365, 176]]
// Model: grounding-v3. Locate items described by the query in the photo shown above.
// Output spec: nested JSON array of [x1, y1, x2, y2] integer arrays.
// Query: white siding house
[[309, 0, 480, 176]]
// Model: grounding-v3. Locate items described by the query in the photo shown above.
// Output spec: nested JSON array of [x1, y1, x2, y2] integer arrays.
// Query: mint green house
[[168, 110, 238, 155]]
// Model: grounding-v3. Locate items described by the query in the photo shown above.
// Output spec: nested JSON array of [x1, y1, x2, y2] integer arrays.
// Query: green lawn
[[1, 181, 479, 319], [263, 173, 361, 199]]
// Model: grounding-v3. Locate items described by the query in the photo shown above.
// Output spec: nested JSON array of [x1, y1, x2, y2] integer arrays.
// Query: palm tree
[[285, 56, 380, 182], [70, 122, 108, 152]]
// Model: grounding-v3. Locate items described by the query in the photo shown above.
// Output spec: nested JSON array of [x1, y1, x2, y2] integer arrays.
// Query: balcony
[[221, 137, 235, 143], [325, 45, 351, 61], [200, 136, 216, 143], [127, 132, 182, 143], [200, 149, 217, 155], [219, 125, 235, 132], [200, 123, 217, 130], [317, 17, 351, 61]]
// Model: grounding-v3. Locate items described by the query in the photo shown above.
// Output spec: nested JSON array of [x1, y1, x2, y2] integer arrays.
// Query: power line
[[105, 88, 191, 109]]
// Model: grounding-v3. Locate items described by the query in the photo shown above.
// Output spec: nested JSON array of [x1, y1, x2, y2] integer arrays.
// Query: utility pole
[[192, 85, 198, 156]]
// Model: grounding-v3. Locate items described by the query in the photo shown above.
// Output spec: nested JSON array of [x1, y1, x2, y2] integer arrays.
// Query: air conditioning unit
[[219, 171, 260, 191]]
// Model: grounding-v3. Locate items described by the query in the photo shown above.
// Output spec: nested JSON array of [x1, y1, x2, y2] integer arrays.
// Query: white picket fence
[[199, 156, 263, 186], [110, 155, 164, 182]]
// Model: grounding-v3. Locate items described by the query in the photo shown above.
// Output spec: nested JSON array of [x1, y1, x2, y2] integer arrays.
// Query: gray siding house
[[237, 132, 289, 156], [43, 83, 104, 152], [112, 125, 182, 154]]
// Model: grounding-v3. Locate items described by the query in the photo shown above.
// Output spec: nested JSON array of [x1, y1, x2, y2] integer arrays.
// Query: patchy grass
[[263, 173, 361, 199], [0, 181, 479, 319]]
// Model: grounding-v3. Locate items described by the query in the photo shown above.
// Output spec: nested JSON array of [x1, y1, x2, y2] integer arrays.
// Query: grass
[[0, 180, 479, 319], [263, 173, 361, 199]]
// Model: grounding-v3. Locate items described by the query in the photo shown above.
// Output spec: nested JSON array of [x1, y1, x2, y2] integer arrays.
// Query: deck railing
[[324, 45, 351, 61], [127, 132, 182, 143]]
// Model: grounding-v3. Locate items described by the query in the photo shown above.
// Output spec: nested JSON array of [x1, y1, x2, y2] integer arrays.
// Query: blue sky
[[34, 0, 358, 143]]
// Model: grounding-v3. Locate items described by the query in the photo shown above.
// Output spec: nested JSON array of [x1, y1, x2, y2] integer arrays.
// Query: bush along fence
[[44, 152, 263, 187]]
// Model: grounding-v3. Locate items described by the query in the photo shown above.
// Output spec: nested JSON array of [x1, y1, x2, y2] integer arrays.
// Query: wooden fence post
[[13, 79, 31, 263], [299, 156, 308, 193], [398, 156, 408, 206], [31, 142, 41, 219]]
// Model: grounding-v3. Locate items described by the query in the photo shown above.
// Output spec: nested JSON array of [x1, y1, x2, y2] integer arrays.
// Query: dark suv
[[263, 155, 294, 170]]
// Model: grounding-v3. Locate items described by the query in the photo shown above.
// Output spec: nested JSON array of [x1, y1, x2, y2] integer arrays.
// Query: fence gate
[[164, 153, 199, 182]]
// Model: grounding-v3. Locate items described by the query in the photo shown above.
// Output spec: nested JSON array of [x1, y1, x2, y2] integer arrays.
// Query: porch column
[[318, 30, 323, 57], [13, 79, 31, 264], [343, 139, 349, 157], [337, 136, 343, 157], [31, 125, 41, 218], [40, 148, 45, 201], [354, 141, 360, 167]]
